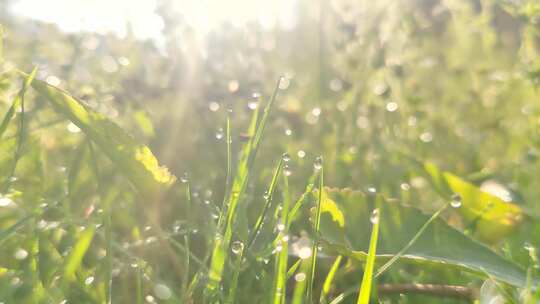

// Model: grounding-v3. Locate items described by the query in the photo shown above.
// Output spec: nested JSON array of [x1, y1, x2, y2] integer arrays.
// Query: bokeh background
[[2, 0, 540, 302]]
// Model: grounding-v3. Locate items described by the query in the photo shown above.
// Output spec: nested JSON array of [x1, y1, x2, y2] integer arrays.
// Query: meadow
[[1, 0, 540, 303]]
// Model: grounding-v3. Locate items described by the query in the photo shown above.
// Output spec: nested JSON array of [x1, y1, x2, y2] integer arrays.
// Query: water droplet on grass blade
[[215, 128, 224, 140], [84, 276, 94, 285], [450, 194, 462, 208], [282, 152, 291, 162], [294, 272, 306, 282], [314, 156, 323, 170], [370, 208, 380, 224], [283, 164, 292, 176], [231, 241, 244, 255]]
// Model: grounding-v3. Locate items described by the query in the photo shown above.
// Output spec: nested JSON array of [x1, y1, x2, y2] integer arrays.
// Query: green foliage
[[2, 0, 540, 303]]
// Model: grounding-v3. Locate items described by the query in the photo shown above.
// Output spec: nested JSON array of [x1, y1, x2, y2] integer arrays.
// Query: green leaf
[[317, 187, 535, 288], [29, 78, 176, 199], [421, 161, 524, 243], [63, 226, 95, 282]]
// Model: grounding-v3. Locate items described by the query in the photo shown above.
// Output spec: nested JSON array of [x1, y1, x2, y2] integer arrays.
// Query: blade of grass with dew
[[292, 259, 311, 304], [357, 207, 380, 304], [307, 158, 323, 302], [374, 203, 448, 278], [247, 158, 283, 248], [226, 241, 244, 304], [206, 78, 281, 298], [320, 255, 343, 303], [1, 67, 37, 190], [206, 106, 259, 299], [287, 175, 317, 228], [26, 75, 176, 199], [271, 173, 291, 304]]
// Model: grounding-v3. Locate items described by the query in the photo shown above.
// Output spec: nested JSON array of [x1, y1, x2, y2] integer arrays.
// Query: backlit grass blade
[[1, 67, 37, 190], [247, 158, 283, 248], [63, 226, 96, 282], [291, 260, 311, 304], [271, 173, 291, 304], [356, 207, 380, 304], [28, 77, 176, 199], [206, 78, 281, 298], [307, 158, 323, 302], [320, 255, 343, 303]]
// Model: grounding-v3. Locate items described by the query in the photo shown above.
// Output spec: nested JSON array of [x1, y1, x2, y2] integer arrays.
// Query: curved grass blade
[[29, 77, 176, 199], [320, 255, 343, 303]]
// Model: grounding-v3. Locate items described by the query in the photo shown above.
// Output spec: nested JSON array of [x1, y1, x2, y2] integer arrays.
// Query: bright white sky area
[[10, 0, 298, 40]]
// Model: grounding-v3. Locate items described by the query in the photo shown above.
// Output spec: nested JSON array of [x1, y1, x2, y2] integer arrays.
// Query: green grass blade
[[320, 255, 343, 303], [206, 79, 281, 298], [28, 77, 176, 199], [356, 207, 380, 304], [63, 226, 96, 281], [291, 260, 311, 304], [272, 173, 291, 304], [307, 159, 323, 302], [247, 158, 283, 248]]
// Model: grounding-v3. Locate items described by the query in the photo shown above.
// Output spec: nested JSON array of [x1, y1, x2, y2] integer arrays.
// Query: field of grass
[[2, 0, 540, 303]]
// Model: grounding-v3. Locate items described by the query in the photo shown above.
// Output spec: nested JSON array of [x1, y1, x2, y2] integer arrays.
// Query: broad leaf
[[30, 78, 176, 199], [421, 161, 523, 243], [316, 187, 534, 288]]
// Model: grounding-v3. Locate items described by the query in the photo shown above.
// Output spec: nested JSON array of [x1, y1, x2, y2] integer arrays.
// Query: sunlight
[[10, 0, 298, 40]]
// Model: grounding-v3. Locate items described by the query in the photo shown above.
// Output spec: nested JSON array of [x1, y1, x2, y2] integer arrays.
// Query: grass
[[3, 1, 540, 301]]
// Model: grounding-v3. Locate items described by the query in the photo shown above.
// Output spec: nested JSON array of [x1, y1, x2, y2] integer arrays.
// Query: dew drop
[[153, 283, 172, 300], [215, 128, 224, 140], [282, 152, 291, 162], [386, 102, 398, 112], [180, 173, 188, 183], [314, 156, 323, 171], [279, 76, 290, 90], [0, 196, 14, 207], [297, 150, 306, 158], [208, 101, 220, 112], [14, 248, 28, 260], [145, 295, 155, 303], [247, 101, 258, 110], [283, 165, 292, 176], [294, 272, 307, 282], [231, 241, 244, 255], [370, 208, 380, 224], [298, 246, 312, 259], [312, 107, 322, 117], [285, 128, 292, 136], [84, 276, 94, 285], [67, 122, 81, 133], [450, 194, 462, 208], [276, 222, 285, 232]]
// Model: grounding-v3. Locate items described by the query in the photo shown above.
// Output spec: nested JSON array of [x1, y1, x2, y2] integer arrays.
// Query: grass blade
[[307, 157, 323, 302], [320, 255, 343, 303], [271, 172, 291, 304], [206, 78, 281, 298], [356, 207, 380, 304]]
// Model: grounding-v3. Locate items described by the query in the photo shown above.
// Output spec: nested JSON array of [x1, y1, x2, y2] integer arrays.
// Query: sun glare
[[10, 0, 298, 40]]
